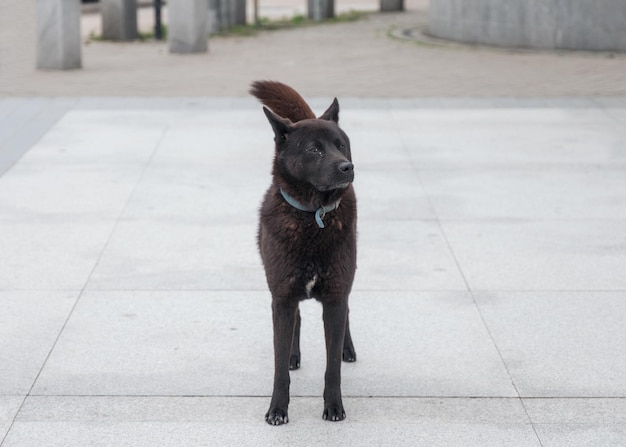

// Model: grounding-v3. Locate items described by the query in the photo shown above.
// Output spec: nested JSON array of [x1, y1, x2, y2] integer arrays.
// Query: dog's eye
[[307, 144, 322, 154]]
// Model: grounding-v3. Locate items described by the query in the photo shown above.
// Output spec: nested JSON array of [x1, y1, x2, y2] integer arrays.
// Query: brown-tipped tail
[[249, 80, 315, 122]]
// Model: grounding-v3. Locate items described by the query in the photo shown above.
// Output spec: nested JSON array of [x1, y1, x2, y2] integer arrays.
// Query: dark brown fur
[[250, 81, 357, 425]]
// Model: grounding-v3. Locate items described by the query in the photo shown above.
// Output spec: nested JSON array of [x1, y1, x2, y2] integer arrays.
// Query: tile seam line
[[591, 97, 626, 128], [77, 124, 171, 292], [0, 126, 171, 447], [3, 288, 625, 293], [389, 109, 545, 447], [426, 203, 548, 447], [20, 394, 626, 399]]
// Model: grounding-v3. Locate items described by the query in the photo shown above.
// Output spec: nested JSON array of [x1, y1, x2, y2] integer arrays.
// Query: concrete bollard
[[168, 0, 209, 53], [208, 0, 220, 34], [217, 0, 233, 31], [308, 0, 334, 21], [232, 0, 246, 26], [209, 0, 246, 34], [381, 0, 404, 12], [101, 0, 138, 41], [36, 0, 82, 70]]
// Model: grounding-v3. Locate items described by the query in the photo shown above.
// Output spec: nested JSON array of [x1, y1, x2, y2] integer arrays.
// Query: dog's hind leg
[[342, 308, 357, 363], [322, 300, 348, 422], [289, 308, 301, 370], [266, 299, 298, 425]]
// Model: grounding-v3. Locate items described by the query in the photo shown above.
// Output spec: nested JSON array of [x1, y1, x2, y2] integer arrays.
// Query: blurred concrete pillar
[[168, 0, 209, 53], [209, 0, 246, 33], [101, 0, 137, 41], [208, 0, 220, 34], [36, 0, 81, 70], [308, 0, 334, 20], [232, 0, 246, 26], [217, 0, 233, 30], [381, 0, 404, 12]]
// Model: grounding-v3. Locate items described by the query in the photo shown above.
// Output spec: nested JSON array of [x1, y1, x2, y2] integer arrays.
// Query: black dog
[[250, 81, 357, 425]]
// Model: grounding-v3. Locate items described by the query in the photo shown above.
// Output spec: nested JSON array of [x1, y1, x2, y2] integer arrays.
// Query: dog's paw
[[342, 346, 357, 363], [289, 354, 301, 370], [323, 404, 346, 422], [265, 408, 289, 426]]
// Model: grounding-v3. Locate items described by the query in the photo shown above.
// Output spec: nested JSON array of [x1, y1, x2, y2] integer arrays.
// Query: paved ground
[[2, 96, 626, 447], [1, 0, 626, 96], [1, 1, 626, 446]]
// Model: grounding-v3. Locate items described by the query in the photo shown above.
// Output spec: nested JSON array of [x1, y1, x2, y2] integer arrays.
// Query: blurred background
[[1, 0, 624, 97]]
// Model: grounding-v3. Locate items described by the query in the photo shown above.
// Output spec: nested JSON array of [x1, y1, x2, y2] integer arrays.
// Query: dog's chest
[[304, 274, 318, 299], [300, 259, 325, 299]]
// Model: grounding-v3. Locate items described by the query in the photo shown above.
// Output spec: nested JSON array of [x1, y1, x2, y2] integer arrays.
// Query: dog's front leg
[[322, 299, 348, 421], [266, 299, 298, 425], [343, 308, 357, 363], [290, 308, 301, 370]]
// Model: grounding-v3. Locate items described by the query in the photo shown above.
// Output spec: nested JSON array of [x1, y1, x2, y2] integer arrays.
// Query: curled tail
[[250, 81, 315, 122]]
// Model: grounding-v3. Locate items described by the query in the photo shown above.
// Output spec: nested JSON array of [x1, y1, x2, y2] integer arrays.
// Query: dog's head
[[263, 99, 354, 194]]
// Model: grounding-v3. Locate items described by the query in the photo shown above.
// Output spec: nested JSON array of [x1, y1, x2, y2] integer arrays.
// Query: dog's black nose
[[338, 161, 354, 174]]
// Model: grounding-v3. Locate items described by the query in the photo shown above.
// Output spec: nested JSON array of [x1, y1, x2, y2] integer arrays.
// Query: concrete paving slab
[[354, 220, 468, 291], [0, 165, 141, 224], [524, 398, 626, 447], [603, 109, 626, 127], [419, 168, 626, 220], [441, 220, 626, 291], [16, 110, 168, 168], [146, 112, 274, 170], [475, 292, 626, 397], [342, 110, 413, 168], [0, 291, 77, 395], [32, 291, 514, 398], [0, 397, 23, 441], [32, 291, 271, 396], [119, 164, 270, 225], [0, 222, 115, 290], [5, 396, 540, 447], [594, 98, 626, 108], [356, 166, 436, 220], [344, 291, 516, 397], [392, 109, 626, 169], [85, 221, 266, 290], [524, 397, 626, 424]]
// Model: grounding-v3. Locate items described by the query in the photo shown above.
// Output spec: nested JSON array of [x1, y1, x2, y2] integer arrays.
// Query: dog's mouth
[[315, 182, 351, 192]]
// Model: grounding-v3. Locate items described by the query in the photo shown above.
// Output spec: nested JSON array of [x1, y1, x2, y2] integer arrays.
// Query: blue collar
[[279, 188, 341, 229]]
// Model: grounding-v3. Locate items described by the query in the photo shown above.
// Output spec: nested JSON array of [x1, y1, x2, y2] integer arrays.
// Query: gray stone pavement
[[1, 97, 626, 446], [2, 1, 626, 446]]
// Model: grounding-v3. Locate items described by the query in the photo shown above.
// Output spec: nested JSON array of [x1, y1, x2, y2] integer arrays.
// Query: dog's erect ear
[[263, 106, 294, 143], [319, 98, 339, 123]]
